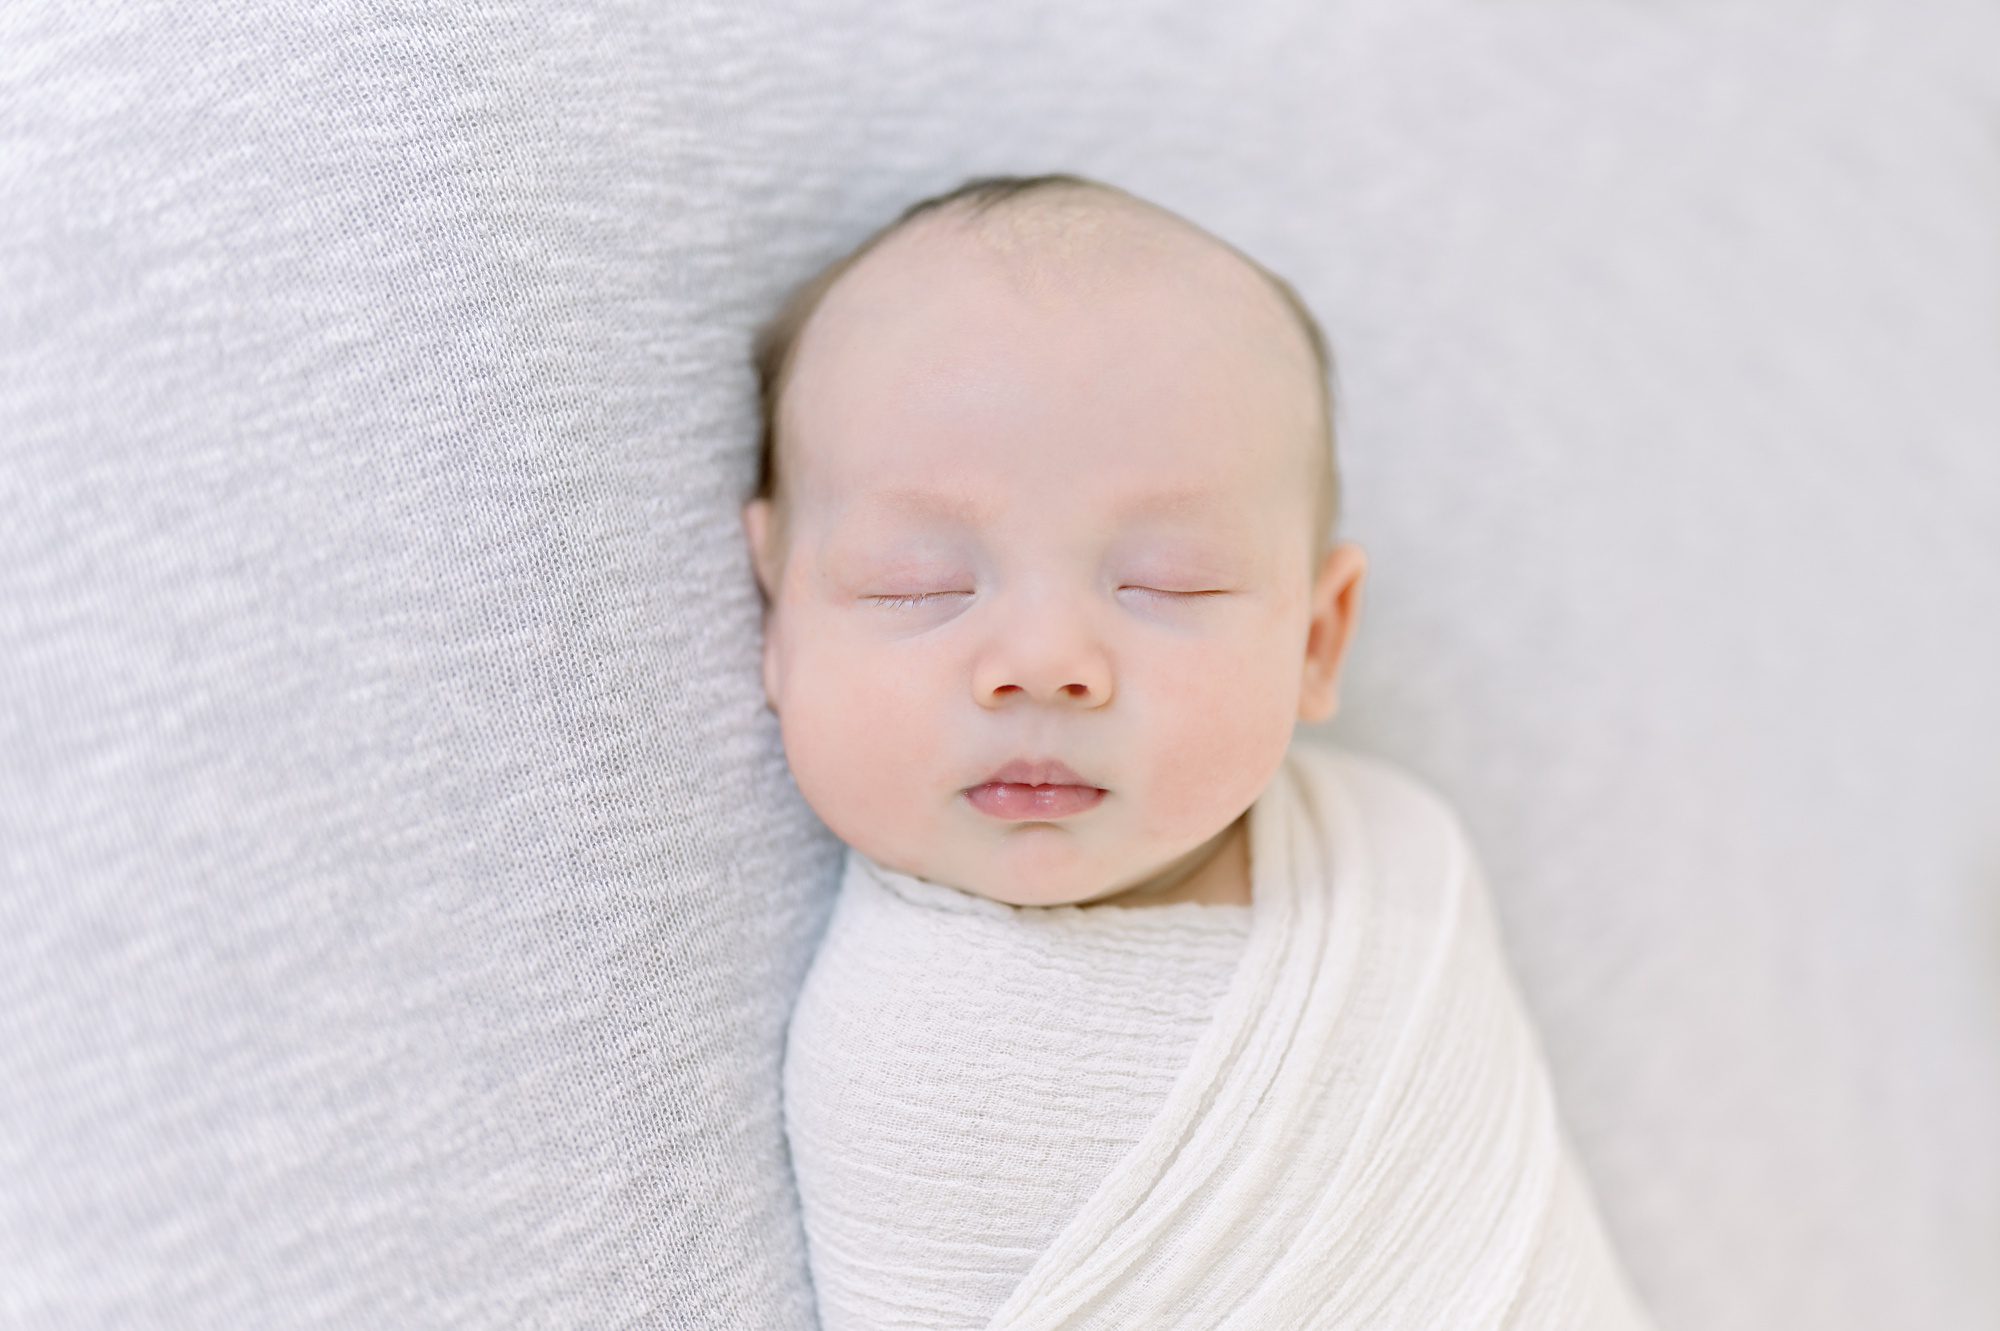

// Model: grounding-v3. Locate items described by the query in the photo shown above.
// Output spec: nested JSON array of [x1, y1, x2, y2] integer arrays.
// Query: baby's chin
[[963, 847, 1230, 911], [866, 830, 1134, 909], [963, 876, 1115, 909], [924, 805, 1250, 908]]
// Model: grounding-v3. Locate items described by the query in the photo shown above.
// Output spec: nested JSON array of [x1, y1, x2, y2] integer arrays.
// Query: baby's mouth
[[963, 782, 1107, 821]]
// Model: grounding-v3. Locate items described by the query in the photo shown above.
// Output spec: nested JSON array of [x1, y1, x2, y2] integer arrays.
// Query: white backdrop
[[1254, 7, 2000, 1328]]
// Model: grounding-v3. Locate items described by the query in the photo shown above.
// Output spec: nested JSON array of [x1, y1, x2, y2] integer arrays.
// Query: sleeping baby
[[741, 172, 1657, 1330]]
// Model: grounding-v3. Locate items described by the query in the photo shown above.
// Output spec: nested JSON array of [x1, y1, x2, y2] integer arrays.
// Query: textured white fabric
[[786, 865, 1251, 1327], [785, 736, 1656, 1329]]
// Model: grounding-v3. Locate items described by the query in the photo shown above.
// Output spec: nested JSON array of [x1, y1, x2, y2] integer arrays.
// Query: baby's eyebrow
[[857, 483, 1232, 524]]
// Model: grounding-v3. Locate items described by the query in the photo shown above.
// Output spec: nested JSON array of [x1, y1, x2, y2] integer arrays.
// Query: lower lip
[[965, 783, 1107, 820]]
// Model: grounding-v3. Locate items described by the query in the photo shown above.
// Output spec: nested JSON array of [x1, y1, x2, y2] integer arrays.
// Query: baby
[[742, 174, 1655, 1329], [743, 173, 1358, 913]]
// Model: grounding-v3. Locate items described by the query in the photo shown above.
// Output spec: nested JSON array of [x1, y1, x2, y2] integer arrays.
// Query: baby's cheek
[[1128, 634, 1296, 836], [774, 635, 930, 845]]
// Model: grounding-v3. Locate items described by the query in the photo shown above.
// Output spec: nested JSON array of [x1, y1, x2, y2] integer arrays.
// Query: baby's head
[[742, 173, 1366, 908]]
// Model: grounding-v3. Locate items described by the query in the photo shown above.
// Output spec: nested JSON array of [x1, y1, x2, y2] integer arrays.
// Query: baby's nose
[[972, 631, 1113, 709]]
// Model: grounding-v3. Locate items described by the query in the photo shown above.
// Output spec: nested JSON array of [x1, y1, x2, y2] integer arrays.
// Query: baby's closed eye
[[863, 586, 1230, 610]]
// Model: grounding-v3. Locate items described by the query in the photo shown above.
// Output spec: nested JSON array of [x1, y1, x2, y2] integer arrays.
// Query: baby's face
[[744, 202, 1363, 907]]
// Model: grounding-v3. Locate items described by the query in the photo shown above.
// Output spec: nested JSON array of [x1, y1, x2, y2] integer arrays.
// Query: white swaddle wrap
[[783, 736, 1656, 1330]]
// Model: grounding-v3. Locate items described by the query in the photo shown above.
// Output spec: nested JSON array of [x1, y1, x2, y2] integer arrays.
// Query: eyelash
[[867, 592, 964, 609], [865, 588, 1226, 609]]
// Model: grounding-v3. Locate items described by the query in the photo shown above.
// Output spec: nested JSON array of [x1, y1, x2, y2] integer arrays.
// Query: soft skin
[[743, 193, 1367, 908]]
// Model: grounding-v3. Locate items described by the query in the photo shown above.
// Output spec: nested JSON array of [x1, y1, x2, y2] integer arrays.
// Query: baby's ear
[[741, 498, 776, 607], [741, 499, 784, 716], [1297, 542, 1367, 725]]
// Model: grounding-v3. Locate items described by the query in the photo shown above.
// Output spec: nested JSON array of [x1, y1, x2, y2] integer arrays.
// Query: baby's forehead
[[777, 190, 1326, 536], [791, 199, 1315, 443]]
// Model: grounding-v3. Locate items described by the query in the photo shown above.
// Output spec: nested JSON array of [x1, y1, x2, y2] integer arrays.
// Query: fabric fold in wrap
[[783, 736, 1657, 1330]]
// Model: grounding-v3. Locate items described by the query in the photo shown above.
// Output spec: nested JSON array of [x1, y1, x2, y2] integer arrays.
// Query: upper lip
[[976, 758, 1102, 789]]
